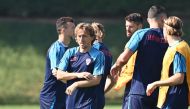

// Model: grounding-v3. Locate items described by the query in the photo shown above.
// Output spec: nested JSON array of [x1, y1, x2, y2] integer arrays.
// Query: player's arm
[[115, 48, 134, 69], [73, 75, 101, 87], [111, 30, 142, 77], [104, 74, 116, 93], [146, 73, 184, 96], [65, 75, 102, 95], [147, 52, 186, 96], [56, 70, 94, 81]]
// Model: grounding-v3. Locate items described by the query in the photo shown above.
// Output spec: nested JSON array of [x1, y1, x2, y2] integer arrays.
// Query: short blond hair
[[164, 16, 183, 36]]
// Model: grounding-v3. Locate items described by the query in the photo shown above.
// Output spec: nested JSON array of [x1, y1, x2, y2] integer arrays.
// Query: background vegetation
[[0, 0, 190, 106]]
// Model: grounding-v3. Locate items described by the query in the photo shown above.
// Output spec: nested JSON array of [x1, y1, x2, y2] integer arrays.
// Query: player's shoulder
[[93, 42, 101, 50], [49, 41, 64, 50], [135, 28, 150, 34], [48, 41, 59, 52], [65, 46, 78, 55], [146, 28, 163, 35], [89, 47, 104, 58]]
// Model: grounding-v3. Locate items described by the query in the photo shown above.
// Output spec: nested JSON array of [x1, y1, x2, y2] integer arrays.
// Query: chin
[[127, 35, 131, 38], [127, 33, 131, 36]]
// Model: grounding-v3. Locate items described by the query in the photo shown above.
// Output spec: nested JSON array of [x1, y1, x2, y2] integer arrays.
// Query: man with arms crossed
[[56, 23, 105, 109], [40, 17, 75, 109]]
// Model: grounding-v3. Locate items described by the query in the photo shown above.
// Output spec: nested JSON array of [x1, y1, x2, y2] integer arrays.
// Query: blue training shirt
[[125, 28, 168, 99], [58, 46, 105, 109], [40, 41, 68, 109], [93, 41, 113, 108]]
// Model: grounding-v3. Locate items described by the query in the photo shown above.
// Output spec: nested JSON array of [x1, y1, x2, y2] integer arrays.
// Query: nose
[[79, 36, 84, 42], [126, 26, 129, 31]]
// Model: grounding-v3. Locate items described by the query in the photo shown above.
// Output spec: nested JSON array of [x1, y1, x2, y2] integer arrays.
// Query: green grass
[[0, 105, 38, 109]]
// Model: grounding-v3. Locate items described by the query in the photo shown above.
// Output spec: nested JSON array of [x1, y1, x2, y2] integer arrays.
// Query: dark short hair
[[56, 17, 74, 34], [148, 5, 166, 18], [125, 13, 143, 24]]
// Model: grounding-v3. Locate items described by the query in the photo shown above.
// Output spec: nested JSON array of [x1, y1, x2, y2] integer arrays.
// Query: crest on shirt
[[86, 58, 91, 65]]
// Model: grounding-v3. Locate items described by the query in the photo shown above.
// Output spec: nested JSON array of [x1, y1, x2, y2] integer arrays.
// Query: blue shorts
[[40, 97, 54, 109], [40, 97, 66, 109], [66, 99, 96, 109], [122, 81, 131, 109], [66, 104, 96, 109], [127, 94, 158, 109]]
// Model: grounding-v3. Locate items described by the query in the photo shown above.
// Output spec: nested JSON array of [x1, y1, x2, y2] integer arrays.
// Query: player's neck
[[149, 20, 163, 28], [167, 35, 181, 46], [58, 34, 70, 46], [150, 23, 161, 28], [94, 39, 103, 43], [79, 46, 91, 53]]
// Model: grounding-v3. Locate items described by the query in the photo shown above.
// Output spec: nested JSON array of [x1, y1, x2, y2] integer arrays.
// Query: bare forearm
[[154, 73, 184, 87], [104, 76, 115, 93], [115, 48, 133, 67], [75, 76, 101, 88], [146, 73, 185, 96], [57, 69, 77, 80]]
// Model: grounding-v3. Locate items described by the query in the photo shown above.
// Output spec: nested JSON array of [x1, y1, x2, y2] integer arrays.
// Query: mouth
[[127, 32, 131, 35]]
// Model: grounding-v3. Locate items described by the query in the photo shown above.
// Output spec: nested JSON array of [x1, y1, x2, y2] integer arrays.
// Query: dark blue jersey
[[93, 41, 113, 108], [125, 28, 168, 98], [40, 41, 67, 109], [58, 47, 105, 109]]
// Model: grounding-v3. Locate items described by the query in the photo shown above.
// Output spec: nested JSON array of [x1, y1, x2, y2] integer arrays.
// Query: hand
[[146, 82, 158, 96], [77, 72, 94, 80], [52, 68, 57, 77], [65, 82, 78, 95], [110, 64, 121, 80]]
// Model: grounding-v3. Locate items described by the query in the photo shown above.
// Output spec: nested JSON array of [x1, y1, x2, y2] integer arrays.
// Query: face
[[125, 21, 141, 37], [65, 22, 75, 37], [76, 29, 94, 50]]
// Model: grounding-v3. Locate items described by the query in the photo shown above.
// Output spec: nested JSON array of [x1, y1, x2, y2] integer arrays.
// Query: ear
[[60, 28, 65, 34], [99, 31, 103, 38], [147, 18, 150, 24]]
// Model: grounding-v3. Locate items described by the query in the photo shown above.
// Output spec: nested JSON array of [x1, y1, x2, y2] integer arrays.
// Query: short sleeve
[[58, 49, 71, 71], [125, 29, 146, 52], [93, 52, 105, 76], [173, 52, 186, 74], [49, 45, 59, 69]]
